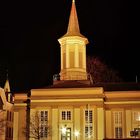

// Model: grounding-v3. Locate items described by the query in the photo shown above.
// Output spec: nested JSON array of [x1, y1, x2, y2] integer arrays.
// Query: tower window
[[70, 51, 74, 68], [63, 53, 66, 69], [79, 52, 83, 68]]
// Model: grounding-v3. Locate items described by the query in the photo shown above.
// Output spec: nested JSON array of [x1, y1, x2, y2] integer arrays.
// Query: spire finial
[[4, 69, 11, 93], [6, 69, 8, 79]]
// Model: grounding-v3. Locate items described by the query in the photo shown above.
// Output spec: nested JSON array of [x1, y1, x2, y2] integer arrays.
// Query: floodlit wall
[[105, 91, 140, 139]]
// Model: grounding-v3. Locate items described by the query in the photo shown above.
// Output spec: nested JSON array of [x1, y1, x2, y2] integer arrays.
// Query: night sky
[[0, 0, 138, 92]]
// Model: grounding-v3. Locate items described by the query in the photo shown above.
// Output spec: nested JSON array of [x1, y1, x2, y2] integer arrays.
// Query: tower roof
[[4, 72, 10, 93], [4, 79, 11, 93], [62, 0, 86, 38]]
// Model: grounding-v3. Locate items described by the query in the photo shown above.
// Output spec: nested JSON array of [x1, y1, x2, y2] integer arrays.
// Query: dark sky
[[0, 0, 138, 92]]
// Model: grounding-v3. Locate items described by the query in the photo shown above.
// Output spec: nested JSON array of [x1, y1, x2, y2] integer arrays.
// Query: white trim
[[14, 103, 27, 107], [105, 101, 140, 105], [31, 98, 103, 103]]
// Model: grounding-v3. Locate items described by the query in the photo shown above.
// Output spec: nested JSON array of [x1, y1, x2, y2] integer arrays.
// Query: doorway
[[61, 128, 71, 140]]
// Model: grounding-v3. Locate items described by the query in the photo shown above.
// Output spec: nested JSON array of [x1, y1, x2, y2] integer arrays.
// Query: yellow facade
[[104, 91, 140, 139], [4, 0, 140, 140], [14, 87, 106, 140], [13, 88, 140, 140]]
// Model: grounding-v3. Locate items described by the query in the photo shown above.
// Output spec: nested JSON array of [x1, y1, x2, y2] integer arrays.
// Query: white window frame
[[60, 109, 73, 122], [38, 110, 49, 138], [113, 111, 123, 139], [132, 111, 140, 123], [84, 109, 94, 140]]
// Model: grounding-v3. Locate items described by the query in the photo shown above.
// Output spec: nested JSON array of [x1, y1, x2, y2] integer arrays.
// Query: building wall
[[28, 105, 104, 140], [105, 108, 140, 139], [13, 89, 140, 140], [13, 107, 26, 140], [0, 88, 14, 140], [97, 108, 104, 140], [52, 108, 59, 140], [105, 110, 112, 138], [13, 112, 19, 140]]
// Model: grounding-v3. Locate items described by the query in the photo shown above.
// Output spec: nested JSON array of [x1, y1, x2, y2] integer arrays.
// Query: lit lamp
[[88, 135, 91, 139], [130, 115, 140, 138], [75, 130, 79, 140], [61, 127, 67, 135]]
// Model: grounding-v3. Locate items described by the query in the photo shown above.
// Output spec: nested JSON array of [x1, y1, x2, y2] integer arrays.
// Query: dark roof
[[48, 81, 140, 91], [48, 80, 92, 88], [93, 82, 140, 91]]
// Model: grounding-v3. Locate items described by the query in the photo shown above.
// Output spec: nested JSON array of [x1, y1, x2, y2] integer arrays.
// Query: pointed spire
[[4, 70, 10, 93], [64, 0, 85, 37]]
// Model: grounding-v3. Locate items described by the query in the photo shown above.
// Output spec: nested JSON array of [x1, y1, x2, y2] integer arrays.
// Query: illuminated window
[[85, 126, 93, 139], [67, 111, 71, 120], [62, 111, 66, 120], [63, 53, 66, 69], [79, 52, 83, 68], [113, 111, 123, 138], [84, 110, 94, 139], [85, 110, 92, 123], [61, 111, 72, 121], [133, 111, 140, 122], [70, 51, 74, 68], [39, 111, 48, 138], [115, 127, 122, 138]]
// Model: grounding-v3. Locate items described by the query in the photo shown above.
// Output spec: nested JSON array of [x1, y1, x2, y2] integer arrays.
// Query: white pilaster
[[126, 110, 132, 138], [61, 46, 63, 70], [75, 44, 79, 67], [83, 46, 86, 69], [74, 108, 80, 140], [13, 112, 19, 140], [52, 109, 59, 140], [66, 44, 70, 68], [105, 110, 112, 138], [97, 108, 105, 140]]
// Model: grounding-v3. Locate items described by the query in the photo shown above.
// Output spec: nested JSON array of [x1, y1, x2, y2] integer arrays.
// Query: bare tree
[[87, 56, 122, 83], [24, 111, 50, 140]]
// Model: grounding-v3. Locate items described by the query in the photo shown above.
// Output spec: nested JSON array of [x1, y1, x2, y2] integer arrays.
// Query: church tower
[[4, 73, 12, 103], [58, 0, 89, 80]]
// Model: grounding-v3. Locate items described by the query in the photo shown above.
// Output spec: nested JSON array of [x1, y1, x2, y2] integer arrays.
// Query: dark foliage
[[87, 56, 122, 83]]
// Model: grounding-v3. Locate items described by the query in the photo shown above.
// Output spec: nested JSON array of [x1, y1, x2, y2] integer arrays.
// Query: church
[[1, 0, 140, 140]]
